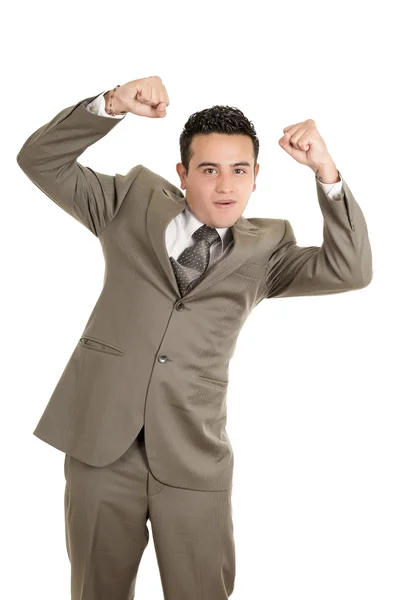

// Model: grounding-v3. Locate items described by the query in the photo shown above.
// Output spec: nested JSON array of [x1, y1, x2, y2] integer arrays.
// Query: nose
[[216, 180, 234, 194]]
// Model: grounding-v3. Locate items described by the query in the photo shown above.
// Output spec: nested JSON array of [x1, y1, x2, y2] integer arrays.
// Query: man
[[16, 75, 372, 600]]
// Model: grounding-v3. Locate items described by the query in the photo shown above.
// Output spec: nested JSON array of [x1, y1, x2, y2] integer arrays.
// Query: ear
[[176, 162, 187, 189], [253, 163, 260, 191]]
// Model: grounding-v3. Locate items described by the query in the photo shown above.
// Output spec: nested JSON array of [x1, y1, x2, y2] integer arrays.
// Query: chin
[[213, 219, 236, 228], [214, 212, 240, 224]]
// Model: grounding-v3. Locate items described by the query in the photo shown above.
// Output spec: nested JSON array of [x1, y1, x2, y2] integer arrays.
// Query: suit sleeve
[[16, 91, 140, 237], [264, 171, 373, 299]]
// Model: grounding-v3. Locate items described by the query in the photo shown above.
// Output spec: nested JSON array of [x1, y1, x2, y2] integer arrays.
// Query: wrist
[[311, 158, 340, 184], [104, 88, 127, 116]]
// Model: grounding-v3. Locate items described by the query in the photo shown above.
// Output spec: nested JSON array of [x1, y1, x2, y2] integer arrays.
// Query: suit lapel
[[146, 186, 264, 298]]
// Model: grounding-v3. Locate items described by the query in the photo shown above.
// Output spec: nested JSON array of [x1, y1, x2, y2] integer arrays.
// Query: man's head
[[176, 105, 260, 228]]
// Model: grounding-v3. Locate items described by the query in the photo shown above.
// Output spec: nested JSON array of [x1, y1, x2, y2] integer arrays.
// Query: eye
[[203, 168, 246, 174]]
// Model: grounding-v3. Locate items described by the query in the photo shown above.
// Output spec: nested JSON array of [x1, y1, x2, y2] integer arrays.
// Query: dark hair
[[179, 105, 260, 174]]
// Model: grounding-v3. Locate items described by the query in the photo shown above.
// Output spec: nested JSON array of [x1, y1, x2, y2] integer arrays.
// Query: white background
[[3, 0, 398, 598]]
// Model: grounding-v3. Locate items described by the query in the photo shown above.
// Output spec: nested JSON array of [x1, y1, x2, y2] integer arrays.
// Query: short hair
[[179, 105, 260, 174]]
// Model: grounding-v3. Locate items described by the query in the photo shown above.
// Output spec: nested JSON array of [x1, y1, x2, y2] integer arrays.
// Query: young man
[[16, 75, 372, 600]]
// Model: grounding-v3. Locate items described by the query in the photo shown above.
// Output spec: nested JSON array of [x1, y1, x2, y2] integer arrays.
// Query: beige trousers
[[64, 426, 236, 599]]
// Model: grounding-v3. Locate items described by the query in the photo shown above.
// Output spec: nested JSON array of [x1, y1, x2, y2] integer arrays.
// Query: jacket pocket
[[78, 335, 124, 356], [233, 261, 266, 280], [197, 375, 229, 390]]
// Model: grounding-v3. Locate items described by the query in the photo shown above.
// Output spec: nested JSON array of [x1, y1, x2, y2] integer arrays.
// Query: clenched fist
[[278, 119, 333, 171], [111, 76, 170, 118]]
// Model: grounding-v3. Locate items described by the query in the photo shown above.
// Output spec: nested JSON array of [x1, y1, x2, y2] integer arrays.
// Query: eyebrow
[[196, 161, 251, 169]]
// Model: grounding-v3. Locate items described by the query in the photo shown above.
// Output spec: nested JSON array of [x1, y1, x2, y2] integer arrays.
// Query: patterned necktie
[[169, 224, 220, 295]]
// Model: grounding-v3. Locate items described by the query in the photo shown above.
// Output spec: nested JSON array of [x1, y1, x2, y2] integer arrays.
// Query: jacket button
[[158, 354, 169, 363], [175, 302, 185, 311]]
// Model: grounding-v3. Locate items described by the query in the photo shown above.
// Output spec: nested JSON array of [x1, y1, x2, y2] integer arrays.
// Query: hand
[[113, 76, 170, 118], [278, 119, 333, 170]]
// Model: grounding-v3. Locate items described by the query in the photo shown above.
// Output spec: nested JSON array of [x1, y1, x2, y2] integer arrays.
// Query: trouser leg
[[147, 469, 236, 600], [64, 428, 149, 600]]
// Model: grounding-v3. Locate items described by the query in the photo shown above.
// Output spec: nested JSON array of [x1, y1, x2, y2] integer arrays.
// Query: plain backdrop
[[3, 0, 399, 598]]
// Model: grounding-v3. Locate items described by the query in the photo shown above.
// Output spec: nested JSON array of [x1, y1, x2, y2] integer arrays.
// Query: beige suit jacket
[[16, 92, 373, 491]]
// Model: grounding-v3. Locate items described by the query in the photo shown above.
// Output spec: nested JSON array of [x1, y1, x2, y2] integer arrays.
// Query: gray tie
[[170, 224, 220, 295]]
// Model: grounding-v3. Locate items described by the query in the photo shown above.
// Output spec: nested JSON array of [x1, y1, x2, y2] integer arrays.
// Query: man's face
[[176, 133, 259, 228]]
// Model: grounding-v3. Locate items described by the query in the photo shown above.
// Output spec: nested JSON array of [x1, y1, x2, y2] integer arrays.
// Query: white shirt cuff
[[316, 172, 344, 200], [86, 90, 126, 119]]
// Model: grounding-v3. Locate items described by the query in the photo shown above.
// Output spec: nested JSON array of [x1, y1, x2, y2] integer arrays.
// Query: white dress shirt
[[85, 91, 344, 269]]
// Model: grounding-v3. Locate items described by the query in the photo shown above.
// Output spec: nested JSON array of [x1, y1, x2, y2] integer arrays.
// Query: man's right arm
[[16, 92, 139, 236], [17, 77, 169, 235]]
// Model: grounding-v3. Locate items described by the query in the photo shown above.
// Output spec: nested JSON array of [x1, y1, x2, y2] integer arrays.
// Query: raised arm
[[262, 118, 373, 299], [264, 171, 373, 299], [16, 76, 170, 237], [16, 91, 132, 236]]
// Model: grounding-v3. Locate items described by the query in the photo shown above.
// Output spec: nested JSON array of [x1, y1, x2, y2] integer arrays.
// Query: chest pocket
[[233, 261, 267, 280]]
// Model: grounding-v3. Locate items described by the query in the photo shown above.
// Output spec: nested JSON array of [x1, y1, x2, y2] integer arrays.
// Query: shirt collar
[[181, 200, 233, 252]]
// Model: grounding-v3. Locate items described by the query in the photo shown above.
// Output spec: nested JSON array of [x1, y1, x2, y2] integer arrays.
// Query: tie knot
[[192, 224, 220, 246]]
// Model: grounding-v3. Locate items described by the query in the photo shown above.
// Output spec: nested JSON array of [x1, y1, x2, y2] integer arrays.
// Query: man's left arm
[[263, 120, 373, 299]]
